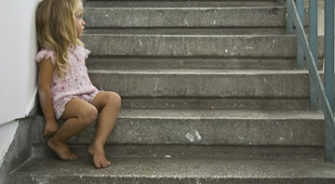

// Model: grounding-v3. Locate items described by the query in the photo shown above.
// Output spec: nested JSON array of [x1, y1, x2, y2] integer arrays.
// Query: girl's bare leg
[[48, 98, 98, 160], [89, 91, 121, 169]]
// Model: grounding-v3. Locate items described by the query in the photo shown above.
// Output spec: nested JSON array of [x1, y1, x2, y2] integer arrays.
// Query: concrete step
[[83, 34, 323, 58], [32, 109, 323, 145], [120, 97, 311, 110], [82, 34, 299, 57], [8, 145, 335, 184], [31, 145, 324, 160], [88, 69, 310, 98], [87, 57, 297, 70], [84, 2, 286, 28], [84, 27, 288, 35], [85, 1, 281, 8]]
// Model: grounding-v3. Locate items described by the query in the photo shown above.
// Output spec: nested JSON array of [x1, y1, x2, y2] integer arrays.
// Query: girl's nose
[[82, 19, 86, 26]]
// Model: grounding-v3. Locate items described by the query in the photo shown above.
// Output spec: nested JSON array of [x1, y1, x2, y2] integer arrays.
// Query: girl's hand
[[44, 120, 59, 137]]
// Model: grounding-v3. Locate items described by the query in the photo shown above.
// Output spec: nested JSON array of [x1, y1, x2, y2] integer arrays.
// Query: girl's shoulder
[[73, 45, 91, 59], [35, 48, 56, 65]]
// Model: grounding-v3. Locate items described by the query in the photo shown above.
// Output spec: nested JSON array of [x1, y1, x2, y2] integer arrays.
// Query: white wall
[[0, 0, 40, 167]]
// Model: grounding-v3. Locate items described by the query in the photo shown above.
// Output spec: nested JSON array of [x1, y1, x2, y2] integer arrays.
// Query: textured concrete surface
[[120, 97, 311, 110], [318, 0, 324, 36], [31, 144, 324, 160], [87, 57, 297, 70], [86, 1, 280, 8], [7, 154, 335, 184], [88, 70, 310, 98], [83, 35, 298, 57], [84, 27, 288, 35], [0, 117, 34, 184], [84, 6, 286, 28], [83, 34, 324, 58], [32, 110, 323, 146]]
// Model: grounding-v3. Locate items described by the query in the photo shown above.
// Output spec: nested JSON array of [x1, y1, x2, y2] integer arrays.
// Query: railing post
[[309, 0, 318, 109], [324, 0, 334, 113], [286, 0, 335, 162], [296, 0, 304, 68]]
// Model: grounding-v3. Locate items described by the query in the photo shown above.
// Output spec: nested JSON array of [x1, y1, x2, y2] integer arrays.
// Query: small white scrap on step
[[186, 130, 202, 142]]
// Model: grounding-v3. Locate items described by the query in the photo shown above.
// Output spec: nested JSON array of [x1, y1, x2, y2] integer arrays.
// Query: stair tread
[[118, 109, 323, 120], [33, 109, 323, 120], [86, 5, 284, 9], [84, 33, 295, 37], [88, 68, 309, 74], [86, 57, 297, 70], [32, 109, 323, 146], [84, 4, 287, 29], [10, 155, 335, 182], [31, 145, 324, 160], [86, 1, 282, 8], [84, 28, 289, 35], [82, 34, 303, 58], [120, 97, 310, 110]]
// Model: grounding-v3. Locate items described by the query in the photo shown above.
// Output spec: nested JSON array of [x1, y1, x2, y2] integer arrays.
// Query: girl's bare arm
[[38, 58, 58, 137]]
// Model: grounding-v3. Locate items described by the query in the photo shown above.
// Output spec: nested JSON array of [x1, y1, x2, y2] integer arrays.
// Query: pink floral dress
[[35, 45, 99, 119]]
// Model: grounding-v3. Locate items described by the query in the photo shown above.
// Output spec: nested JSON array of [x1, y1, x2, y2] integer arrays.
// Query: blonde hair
[[36, 0, 83, 77]]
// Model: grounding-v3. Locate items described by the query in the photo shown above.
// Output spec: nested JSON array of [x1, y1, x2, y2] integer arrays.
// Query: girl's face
[[75, 8, 85, 38]]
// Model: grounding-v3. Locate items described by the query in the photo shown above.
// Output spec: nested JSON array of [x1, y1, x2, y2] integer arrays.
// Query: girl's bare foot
[[48, 137, 79, 160], [88, 144, 111, 169]]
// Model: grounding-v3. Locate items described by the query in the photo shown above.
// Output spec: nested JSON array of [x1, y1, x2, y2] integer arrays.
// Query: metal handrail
[[286, 0, 335, 162]]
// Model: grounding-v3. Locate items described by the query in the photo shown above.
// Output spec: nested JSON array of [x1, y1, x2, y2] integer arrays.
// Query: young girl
[[35, 0, 121, 169]]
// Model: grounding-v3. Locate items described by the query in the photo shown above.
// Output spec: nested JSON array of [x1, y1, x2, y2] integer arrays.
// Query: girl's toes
[[95, 162, 102, 169], [71, 153, 79, 160], [103, 161, 109, 168]]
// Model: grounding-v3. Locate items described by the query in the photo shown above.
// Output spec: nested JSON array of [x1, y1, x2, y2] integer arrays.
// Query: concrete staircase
[[7, 0, 335, 183]]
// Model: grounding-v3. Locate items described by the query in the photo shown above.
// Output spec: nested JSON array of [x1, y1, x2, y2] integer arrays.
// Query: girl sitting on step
[[35, 0, 121, 169]]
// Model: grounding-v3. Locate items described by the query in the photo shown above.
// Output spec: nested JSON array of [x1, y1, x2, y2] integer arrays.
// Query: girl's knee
[[107, 92, 121, 109], [79, 106, 98, 125]]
